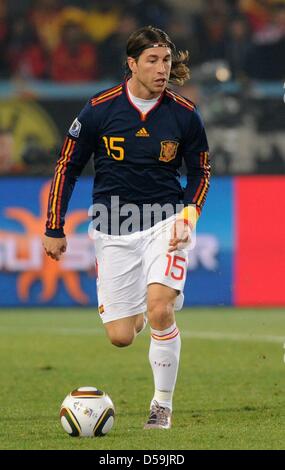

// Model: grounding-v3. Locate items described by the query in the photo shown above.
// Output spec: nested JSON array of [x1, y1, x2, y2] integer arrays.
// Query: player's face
[[128, 47, 172, 98]]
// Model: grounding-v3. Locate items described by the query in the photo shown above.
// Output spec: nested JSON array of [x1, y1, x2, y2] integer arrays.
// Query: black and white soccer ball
[[60, 387, 115, 437]]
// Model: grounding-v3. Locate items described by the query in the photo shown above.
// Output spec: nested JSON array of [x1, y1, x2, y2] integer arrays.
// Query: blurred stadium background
[[0, 0, 285, 452], [0, 0, 284, 308]]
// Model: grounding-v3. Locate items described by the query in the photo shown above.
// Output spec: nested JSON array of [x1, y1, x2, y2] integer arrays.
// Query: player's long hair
[[125, 26, 190, 86]]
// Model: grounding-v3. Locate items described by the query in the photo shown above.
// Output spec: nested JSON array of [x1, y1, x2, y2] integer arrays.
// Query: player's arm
[[43, 101, 95, 261], [169, 108, 210, 252]]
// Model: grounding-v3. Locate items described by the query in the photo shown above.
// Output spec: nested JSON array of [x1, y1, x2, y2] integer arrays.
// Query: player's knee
[[108, 333, 135, 348], [148, 299, 174, 329]]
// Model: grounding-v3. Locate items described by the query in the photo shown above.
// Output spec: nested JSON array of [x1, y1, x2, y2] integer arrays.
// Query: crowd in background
[[0, 0, 284, 82], [0, 0, 284, 176]]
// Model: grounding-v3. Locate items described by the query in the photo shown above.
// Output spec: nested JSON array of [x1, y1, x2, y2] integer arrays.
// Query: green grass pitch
[[0, 308, 284, 450]]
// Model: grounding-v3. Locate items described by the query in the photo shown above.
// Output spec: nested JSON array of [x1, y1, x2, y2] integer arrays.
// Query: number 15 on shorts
[[165, 254, 186, 281]]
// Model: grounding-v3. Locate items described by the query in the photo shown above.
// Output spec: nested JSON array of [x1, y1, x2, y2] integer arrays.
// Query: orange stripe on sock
[[151, 328, 179, 341]]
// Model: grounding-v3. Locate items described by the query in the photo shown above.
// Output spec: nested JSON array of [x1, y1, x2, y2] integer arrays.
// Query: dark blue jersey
[[46, 81, 210, 236]]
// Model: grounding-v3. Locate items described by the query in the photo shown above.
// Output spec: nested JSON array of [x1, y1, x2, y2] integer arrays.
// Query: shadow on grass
[[176, 405, 274, 415]]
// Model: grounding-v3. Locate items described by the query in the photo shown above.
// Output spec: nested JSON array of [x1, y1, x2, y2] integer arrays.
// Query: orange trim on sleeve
[[48, 138, 75, 230]]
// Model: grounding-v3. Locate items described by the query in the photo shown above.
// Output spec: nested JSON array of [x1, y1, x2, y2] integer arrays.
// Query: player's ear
[[127, 57, 137, 75]]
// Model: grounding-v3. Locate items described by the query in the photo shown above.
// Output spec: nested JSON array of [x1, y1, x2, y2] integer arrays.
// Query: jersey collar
[[124, 79, 165, 122]]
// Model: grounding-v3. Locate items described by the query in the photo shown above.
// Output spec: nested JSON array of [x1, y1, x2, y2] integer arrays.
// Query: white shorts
[[94, 215, 189, 323]]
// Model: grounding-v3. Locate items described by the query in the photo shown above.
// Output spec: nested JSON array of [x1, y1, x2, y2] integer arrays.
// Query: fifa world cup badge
[[69, 118, 82, 138]]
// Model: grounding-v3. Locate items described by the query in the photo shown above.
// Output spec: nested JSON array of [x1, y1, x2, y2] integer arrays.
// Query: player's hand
[[42, 235, 67, 261], [168, 219, 192, 253]]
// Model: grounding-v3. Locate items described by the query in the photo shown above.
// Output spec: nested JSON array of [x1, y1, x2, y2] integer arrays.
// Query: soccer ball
[[60, 386, 115, 437]]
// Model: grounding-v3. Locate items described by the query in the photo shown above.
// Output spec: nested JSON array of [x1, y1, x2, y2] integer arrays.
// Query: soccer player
[[43, 26, 210, 429]]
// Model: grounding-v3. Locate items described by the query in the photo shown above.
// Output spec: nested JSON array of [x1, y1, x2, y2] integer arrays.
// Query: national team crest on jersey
[[69, 118, 82, 138], [159, 141, 179, 162], [98, 304, 105, 315]]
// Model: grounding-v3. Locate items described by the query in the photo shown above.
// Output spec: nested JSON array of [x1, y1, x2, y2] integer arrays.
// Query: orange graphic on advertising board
[[0, 182, 89, 304]]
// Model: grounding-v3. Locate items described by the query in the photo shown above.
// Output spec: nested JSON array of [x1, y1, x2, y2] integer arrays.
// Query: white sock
[[149, 323, 181, 411]]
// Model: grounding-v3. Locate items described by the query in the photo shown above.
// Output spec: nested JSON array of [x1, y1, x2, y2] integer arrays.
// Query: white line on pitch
[[181, 331, 285, 344], [0, 326, 284, 343]]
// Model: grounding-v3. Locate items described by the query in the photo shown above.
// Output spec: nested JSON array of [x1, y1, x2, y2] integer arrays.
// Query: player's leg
[[142, 217, 188, 429], [94, 231, 147, 347], [104, 313, 145, 347], [144, 283, 181, 429]]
